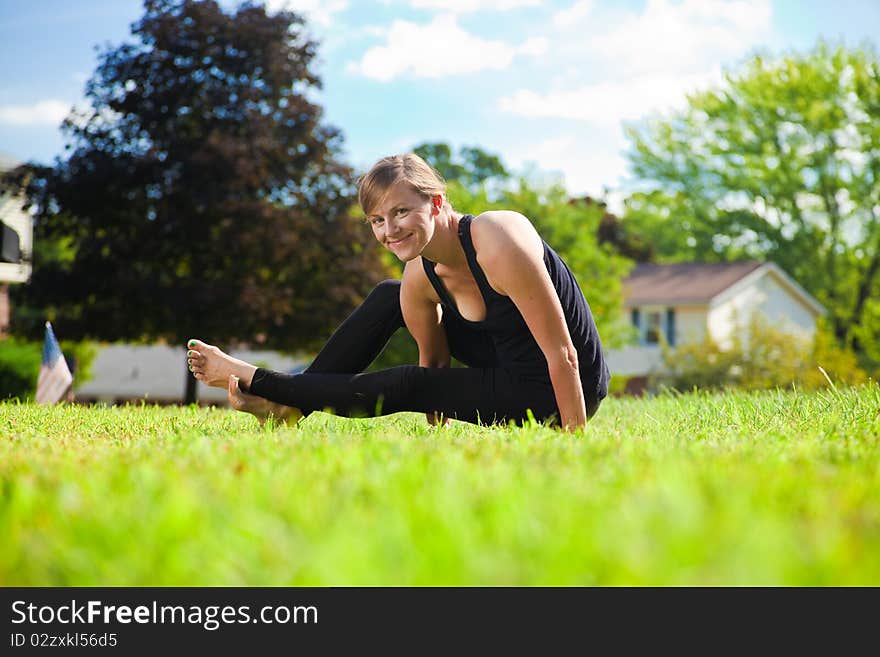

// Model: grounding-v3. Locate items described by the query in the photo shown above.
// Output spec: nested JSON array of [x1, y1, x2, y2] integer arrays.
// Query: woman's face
[[366, 181, 439, 262]]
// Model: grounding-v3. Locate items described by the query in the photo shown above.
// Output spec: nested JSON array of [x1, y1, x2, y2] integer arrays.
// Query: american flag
[[35, 321, 73, 405]]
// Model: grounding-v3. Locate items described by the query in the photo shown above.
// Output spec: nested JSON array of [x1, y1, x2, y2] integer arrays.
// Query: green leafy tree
[[413, 142, 509, 191], [14, 0, 387, 402], [624, 42, 880, 369]]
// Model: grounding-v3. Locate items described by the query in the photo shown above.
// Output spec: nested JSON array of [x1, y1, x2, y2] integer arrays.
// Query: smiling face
[[366, 180, 441, 262]]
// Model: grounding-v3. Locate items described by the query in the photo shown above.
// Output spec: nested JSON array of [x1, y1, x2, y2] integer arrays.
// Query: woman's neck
[[420, 210, 468, 270]]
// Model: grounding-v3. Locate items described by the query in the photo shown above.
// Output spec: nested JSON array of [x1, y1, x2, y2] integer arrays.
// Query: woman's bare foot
[[186, 339, 258, 389], [227, 375, 303, 427]]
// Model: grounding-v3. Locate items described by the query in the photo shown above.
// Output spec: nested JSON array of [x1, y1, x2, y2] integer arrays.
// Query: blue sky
[[1, 0, 878, 209]]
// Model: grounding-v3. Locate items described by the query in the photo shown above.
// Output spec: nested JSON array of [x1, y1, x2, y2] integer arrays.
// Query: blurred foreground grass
[[1, 383, 879, 585]]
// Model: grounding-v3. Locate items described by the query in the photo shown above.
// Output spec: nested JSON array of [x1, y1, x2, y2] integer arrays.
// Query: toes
[[187, 357, 203, 373], [187, 339, 211, 352], [186, 350, 205, 375]]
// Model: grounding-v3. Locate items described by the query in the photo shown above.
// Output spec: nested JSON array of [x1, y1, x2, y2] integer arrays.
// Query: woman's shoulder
[[470, 210, 543, 260], [471, 209, 531, 229]]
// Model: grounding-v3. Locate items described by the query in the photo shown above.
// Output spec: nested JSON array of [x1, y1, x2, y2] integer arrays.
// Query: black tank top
[[421, 214, 609, 400]]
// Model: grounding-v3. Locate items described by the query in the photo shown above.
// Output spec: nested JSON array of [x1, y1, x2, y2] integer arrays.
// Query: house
[[605, 261, 827, 392], [74, 344, 308, 405], [0, 151, 33, 335]]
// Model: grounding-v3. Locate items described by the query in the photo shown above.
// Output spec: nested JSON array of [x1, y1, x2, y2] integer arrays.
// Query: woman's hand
[[426, 411, 451, 427], [227, 374, 302, 426]]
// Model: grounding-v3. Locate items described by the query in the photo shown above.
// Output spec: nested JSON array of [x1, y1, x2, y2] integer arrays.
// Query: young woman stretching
[[186, 154, 610, 431]]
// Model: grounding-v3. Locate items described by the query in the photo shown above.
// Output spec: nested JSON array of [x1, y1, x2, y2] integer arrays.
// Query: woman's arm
[[401, 258, 451, 368], [401, 259, 452, 425], [472, 212, 588, 431]]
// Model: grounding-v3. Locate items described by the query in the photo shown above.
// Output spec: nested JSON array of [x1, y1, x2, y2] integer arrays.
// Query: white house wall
[[708, 271, 817, 348], [604, 344, 665, 377], [0, 191, 33, 283], [607, 306, 708, 377], [675, 307, 707, 345], [75, 344, 308, 404]]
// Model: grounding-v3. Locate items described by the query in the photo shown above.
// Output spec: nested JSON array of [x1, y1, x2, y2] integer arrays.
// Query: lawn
[[1, 383, 879, 585]]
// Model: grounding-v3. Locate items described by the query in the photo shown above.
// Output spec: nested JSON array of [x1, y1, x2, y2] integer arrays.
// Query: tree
[[623, 42, 880, 369], [592, 197, 656, 262], [14, 0, 387, 402], [413, 142, 509, 192]]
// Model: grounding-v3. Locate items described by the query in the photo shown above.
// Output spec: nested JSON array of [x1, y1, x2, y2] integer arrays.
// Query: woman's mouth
[[387, 234, 412, 247]]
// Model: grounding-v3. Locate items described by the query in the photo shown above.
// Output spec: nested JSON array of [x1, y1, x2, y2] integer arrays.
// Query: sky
[[1, 0, 878, 211]]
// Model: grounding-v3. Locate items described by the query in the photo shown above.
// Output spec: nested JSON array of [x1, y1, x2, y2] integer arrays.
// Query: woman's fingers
[[227, 374, 243, 409]]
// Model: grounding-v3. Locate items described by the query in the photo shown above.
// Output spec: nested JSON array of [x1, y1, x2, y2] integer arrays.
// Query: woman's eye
[[396, 208, 408, 216], [370, 217, 384, 226]]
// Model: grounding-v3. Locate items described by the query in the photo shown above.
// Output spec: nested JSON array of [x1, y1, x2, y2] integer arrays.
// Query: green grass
[[2, 384, 879, 585]]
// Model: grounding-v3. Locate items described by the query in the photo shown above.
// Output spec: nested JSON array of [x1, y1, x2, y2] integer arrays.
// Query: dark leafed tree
[[586, 197, 656, 263], [15, 0, 387, 403]]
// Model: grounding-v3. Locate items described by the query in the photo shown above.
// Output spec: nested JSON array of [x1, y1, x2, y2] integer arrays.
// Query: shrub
[[0, 338, 41, 400], [653, 316, 868, 392], [0, 338, 98, 401], [60, 340, 98, 388]]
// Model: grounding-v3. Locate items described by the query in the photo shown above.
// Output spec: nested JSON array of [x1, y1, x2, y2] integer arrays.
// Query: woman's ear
[[432, 194, 443, 214]]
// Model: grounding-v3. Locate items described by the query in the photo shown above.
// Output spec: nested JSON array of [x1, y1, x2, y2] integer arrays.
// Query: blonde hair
[[357, 153, 450, 216]]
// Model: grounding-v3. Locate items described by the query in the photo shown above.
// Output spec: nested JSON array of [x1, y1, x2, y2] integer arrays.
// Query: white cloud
[[409, 0, 540, 13], [552, 0, 595, 29], [347, 14, 543, 81], [499, 0, 772, 123], [0, 99, 71, 126], [584, 0, 772, 75], [506, 134, 629, 204], [498, 70, 723, 123], [519, 37, 549, 57], [263, 0, 349, 27]]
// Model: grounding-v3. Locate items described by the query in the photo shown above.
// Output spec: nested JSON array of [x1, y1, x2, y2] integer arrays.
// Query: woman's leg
[[246, 364, 559, 426], [190, 279, 561, 425], [307, 278, 499, 372], [225, 373, 302, 426], [305, 279, 406, 374], [189, 279, 407, 421]]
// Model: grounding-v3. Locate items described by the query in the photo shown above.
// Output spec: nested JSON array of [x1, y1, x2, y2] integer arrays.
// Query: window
[[633, 307, 676, 346], [644, 311, 662, 345]]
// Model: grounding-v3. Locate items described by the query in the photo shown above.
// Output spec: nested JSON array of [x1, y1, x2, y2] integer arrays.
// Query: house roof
[[623, 261, 765, 305], [0, 151, 22, 174]]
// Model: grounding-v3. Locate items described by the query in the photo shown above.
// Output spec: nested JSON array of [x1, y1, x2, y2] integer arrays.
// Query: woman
[[187, 153, 609, 431]]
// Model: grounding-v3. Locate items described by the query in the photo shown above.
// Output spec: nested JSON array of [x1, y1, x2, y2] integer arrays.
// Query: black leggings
[[248, 280, 596, 425]]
